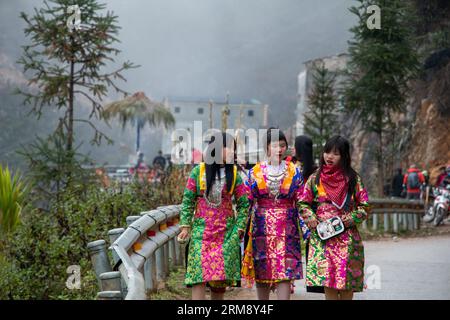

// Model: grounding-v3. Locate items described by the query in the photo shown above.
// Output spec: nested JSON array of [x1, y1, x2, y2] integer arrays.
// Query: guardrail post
[[362, 220, 368, 230], [402, 213, 408, 231], [383, 213, 389, 232], [155, 246, 166, 283], [414, 214, 419, 230], [372, 214, 378, 231], [393, 213, 399, 233], [97, 291, 122, 300], [100, 271, 122, 292], [108, 228, 125, 265], [144, 253, 158, 293], [174, 238, 182, 266], [164, 242, 170, 276], [87, 240, 112, 288], [169, 238, 176, 270]]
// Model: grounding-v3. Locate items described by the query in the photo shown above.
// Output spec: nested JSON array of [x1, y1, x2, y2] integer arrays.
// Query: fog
[[0, 0, 356, 164]]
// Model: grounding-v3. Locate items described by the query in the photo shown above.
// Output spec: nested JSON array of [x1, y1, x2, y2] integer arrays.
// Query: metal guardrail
[[87, 205, 182, 300], [364, 198, 425, 233]]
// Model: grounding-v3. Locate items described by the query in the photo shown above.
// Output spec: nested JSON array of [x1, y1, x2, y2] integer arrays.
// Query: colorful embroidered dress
[[180, 163, 250, 287], [242, 160, 304, 287], [297, 172, 369, 292]]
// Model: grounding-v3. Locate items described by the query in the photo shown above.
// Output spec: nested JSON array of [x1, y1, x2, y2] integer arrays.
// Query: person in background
[[391, 168, 404, 198], [383, 178, 391, 197], [402, 164, 425, 200], [435, 166, 447, 188], [153, 150, 167, 170], [422, 170, 430, 186], [438, 166, 450, 189], [293, 135, 315, 182], [130, 151, 149, 180], [292, 135, 315, 293]]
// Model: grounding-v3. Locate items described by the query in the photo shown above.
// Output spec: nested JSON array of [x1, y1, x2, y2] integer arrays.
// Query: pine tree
[[304, 63, 339, 161], [16, 0, 138, 153], [345, 0, 419, 196]]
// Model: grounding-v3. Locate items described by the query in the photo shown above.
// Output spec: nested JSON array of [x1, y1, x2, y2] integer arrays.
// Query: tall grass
[[0, 165, 28, 234]]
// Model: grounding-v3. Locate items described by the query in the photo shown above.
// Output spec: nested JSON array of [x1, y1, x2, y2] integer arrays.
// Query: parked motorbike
[[423, 185, 450, 226]]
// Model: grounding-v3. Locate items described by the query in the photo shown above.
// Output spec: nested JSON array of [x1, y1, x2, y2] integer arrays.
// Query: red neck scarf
[[320, 164, 349, 209]]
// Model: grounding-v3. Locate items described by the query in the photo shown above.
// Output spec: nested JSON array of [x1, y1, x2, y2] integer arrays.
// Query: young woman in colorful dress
[[242, 128, 304, 300], [178, 132, 250, 300], [297, 135, 369, 300]]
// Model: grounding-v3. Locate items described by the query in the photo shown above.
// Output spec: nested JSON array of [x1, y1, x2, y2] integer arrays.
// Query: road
[[228, 234, 450, 300]]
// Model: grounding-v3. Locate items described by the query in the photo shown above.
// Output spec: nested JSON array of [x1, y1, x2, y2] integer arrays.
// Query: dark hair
[[294, 135, 314, 181], [265, 127, 288, 152], [205, 132, 236, 196], [317, 135, 357, 197]]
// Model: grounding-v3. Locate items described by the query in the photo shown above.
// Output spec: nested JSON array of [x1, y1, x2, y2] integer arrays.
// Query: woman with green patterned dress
[[178, 132, 250, 300], [297, 135, 369, 300]]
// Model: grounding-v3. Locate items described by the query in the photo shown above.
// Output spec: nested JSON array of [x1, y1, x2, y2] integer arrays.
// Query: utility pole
[[222, 92, 230, 131], [209, 100, 213, 129], [236, 103, 245, 164]]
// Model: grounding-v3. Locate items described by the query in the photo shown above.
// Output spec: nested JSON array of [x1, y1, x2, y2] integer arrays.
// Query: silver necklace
[[266, 161, 287, 199], [203, 169, 226, 208]]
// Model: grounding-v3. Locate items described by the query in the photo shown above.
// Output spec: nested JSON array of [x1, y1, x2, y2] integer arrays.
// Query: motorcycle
[[423, 185, 450, 226]]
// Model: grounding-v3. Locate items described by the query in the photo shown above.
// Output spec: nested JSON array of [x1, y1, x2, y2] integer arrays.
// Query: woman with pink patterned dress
[[242, 128, 304, 300], [297, 135, 369, 300], [178, 132, 250, 300]]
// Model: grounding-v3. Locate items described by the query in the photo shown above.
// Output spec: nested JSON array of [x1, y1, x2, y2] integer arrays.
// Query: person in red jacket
[[435, 166, 447, 188], [402, 164, 425, 200]]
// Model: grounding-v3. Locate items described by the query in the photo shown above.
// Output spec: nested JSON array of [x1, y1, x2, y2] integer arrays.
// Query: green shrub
[[0, 166, 187, 299]]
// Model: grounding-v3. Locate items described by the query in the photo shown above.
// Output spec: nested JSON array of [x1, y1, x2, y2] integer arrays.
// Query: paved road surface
[[229, 235, 450, 300]]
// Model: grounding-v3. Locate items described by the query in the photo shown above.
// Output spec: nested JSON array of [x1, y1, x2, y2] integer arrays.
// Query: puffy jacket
[[403, 168, 425, 193]]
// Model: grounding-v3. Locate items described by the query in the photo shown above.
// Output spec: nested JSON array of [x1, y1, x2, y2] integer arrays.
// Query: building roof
[[302, 52, 349, 66], [165, 96, 263, 105]]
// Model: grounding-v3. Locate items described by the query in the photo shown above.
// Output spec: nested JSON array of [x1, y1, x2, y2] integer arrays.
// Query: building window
[[248, 110, 254, 117], [198, 107, 204, 114], [174, 107, 180, 113]]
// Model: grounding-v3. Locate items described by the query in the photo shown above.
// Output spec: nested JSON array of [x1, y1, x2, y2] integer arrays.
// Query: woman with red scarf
[[297, 135, 369, 300]]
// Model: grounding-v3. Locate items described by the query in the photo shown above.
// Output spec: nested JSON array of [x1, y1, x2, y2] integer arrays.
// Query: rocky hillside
[[401, 72, 450, 184], [347, 1, 450, 192], [399, 0, 450, 184]]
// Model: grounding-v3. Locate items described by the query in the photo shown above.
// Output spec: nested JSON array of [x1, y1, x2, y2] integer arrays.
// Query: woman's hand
[[341, 214, 353, 228], [307, 219, 319, 230], [177, 227, 190, 242]]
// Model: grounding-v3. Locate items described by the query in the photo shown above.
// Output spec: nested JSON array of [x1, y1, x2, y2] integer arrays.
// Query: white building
[[161, 96, 268, 164]]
